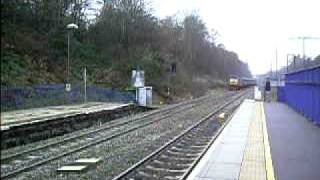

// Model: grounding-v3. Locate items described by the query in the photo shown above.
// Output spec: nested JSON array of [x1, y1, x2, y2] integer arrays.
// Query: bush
[[1, 50, 28, 86]]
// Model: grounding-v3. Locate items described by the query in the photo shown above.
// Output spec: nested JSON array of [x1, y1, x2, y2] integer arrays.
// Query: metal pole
[[167, 75, 170, 97], [136, 87, 138, 103], [84, 67, 87, 103], [287, 54, 289, 73], [302, 37, 305, 67], [275, 48, 278, 86], [270, 61, 272, 78], [67, 31, 70, 83], [302, 37, 305, 60]]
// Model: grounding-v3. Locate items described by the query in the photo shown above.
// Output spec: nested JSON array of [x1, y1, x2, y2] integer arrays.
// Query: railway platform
[[187, 90, 320, 179], [0, 102, 132, 130], [0, 102, 137, 149]]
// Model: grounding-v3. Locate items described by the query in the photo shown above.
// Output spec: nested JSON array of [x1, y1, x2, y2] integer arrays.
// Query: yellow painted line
[[239, 101, 266, 180], [260, 102, 276, 180]]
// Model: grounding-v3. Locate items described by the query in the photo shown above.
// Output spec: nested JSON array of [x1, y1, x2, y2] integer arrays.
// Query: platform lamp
[[65, 23, 78, 92]]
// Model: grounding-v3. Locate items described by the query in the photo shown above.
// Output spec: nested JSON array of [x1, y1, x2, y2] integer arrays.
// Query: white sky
[[151, 0, 320, 75]]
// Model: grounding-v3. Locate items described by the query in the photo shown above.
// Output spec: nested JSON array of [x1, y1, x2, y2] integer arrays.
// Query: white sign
[[65, 83, 71, 92], [132, 70, 145, 87]]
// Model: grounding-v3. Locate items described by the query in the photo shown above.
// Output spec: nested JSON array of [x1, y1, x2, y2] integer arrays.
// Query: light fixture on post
[[66, 23, 78, 92]]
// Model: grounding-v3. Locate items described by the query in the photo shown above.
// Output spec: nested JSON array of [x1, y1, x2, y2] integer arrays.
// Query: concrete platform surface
[[1, 102, 131, 128], [187, 99, 256, 180], [264, 102, 320, 180], [239, 101, 267, 180], [187, 99, 277, 180], [186, 99, 319, 180]]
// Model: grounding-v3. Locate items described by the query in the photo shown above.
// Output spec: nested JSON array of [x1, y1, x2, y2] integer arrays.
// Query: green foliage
[[1, 50, 28, 86], [1, 0, 252, 99]]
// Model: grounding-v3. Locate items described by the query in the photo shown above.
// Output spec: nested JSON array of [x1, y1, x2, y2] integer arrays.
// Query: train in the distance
[[228, 75, 256, 90]]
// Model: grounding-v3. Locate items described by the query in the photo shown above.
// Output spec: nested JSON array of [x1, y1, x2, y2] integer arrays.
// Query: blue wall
[[278, 66, 320, 126], [1, 84, 135, 112]]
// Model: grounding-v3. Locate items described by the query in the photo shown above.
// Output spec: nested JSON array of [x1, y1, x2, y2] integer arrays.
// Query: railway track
[[112, 90, 249, 180], [1, 91, 238, 179]]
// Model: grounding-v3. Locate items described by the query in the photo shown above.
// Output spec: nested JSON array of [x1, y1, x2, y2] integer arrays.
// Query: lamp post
[[66, 23, 78, 92], [286, 54, 296, 73], [275, 48, 278, 86], [83, 67, 87, 103]]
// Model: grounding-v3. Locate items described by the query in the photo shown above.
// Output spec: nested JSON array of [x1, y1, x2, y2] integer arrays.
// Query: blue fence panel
[[278, 66, 320, 126], [277, 87, 286, 102]]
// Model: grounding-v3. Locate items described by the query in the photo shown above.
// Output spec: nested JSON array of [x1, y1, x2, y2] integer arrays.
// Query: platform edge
[[261, 102, 276, 180]]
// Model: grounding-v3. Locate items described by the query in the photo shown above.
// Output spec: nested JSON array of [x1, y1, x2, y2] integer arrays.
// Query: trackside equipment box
[[137, 86, 152, 107]]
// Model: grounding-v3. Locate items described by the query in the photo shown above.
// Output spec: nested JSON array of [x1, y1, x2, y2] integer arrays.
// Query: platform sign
[[132, 70, 144, 87], [65, 83, 71, 92]]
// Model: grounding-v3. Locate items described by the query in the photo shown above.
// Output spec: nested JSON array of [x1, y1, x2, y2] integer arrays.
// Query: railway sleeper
[[177, 142, 207, 148], [144, 165, 186, 174], [169, 147, 202, 154], [146, 163, 189, 171], [154, 158, 194, 166], [157, 157, 195, 168], [151, 160, 191, 168], [165, 150, 199, 158], [178, 141, 207, 148], [185, 139, 210, 146], [163, 175, 183, 180], [160, 154, 195, 162], [175, 143, 206, 150], [138, 170, 184, 180], [135, 170, 158, 179], [133, 170, 165, 179]]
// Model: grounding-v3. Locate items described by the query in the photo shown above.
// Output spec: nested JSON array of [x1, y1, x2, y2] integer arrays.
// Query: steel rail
[[112, 91, 248, 180], [179, 99, 240, 179]]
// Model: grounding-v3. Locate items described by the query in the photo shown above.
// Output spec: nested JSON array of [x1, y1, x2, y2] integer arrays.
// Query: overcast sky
[[151, 0, 320, 75]]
